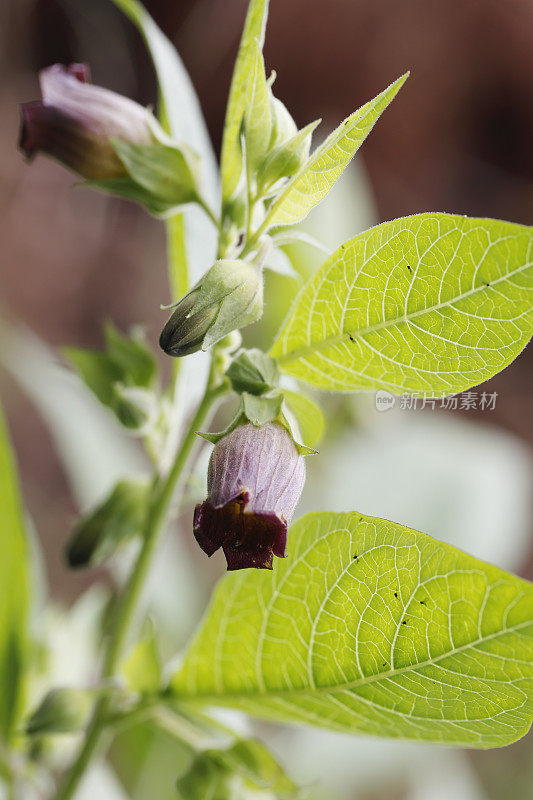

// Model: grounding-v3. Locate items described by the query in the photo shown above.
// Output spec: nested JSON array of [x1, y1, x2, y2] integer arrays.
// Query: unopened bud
[[259, 120, 319, 190], [159, 260, 263, 358]]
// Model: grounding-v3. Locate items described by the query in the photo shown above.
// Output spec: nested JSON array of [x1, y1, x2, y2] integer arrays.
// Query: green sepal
[[111, 139, 200, 210], [65, 478, 151, 568], [282, 389, 325, 448], [198, 390, 316, 454], [226, 348, 279, 395], [81, 177, 179, 217], [197, 391, 282, 444]]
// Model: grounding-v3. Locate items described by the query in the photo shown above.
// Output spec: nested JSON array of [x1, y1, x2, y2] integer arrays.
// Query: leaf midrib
[[276, 261, 532, 366], [177, 618, 532, 702]]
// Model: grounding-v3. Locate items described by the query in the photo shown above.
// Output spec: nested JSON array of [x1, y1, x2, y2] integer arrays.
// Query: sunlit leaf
[[271, 213, 533, 395], [257, 74, 407, 231], [0, 405, 29, 741], [171, 510, 533, 748], [220, 0, 270, 203], [244, 42, 272, 174]]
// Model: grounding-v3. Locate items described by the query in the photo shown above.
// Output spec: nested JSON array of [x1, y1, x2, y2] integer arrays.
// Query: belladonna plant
[[4, 0, 533, 798]]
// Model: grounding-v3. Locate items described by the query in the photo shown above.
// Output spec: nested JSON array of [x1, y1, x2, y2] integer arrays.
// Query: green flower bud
[[259, 120, 319, 191], [159, 260, 263, 358], [269, 96, 298, 148], [26, 688, 92, 735]]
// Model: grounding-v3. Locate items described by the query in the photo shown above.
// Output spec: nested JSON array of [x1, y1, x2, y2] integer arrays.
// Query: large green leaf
[[271, 214, 533, 395], [255, 74, 407, 232], [0, 405, 29, 741], [171, 511, 533, 748], [220, 0, 270, 203]]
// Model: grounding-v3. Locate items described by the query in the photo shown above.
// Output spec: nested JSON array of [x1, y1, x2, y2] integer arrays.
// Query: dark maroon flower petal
[[193, 493, 288, 571]]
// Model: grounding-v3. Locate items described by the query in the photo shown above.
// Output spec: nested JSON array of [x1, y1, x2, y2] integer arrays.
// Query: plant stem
[[53, 368, 226, 800]]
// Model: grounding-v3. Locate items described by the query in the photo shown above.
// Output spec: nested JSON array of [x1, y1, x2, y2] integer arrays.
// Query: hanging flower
[[194, 423, 306, 570], [19, 63, 158, 179]]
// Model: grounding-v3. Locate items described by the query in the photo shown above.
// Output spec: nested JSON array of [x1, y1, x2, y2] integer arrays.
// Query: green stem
[[53, 368, 227, 800]]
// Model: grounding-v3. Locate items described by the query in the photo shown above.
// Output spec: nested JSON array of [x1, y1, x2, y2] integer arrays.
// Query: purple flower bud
[[194, 423, 306, 570], [19, 63, 156, 180]]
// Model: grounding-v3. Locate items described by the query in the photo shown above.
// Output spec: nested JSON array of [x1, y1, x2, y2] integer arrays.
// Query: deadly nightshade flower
[[159, 259, 263, 357], [194, 423, 306, 570], [19, 63, 158, 180]]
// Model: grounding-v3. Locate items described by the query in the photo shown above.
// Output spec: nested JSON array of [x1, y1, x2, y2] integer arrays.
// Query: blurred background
[[1, 1, 532, 798]]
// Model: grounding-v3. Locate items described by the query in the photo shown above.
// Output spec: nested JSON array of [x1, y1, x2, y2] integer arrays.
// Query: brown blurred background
[[1, 1, 533, 797]]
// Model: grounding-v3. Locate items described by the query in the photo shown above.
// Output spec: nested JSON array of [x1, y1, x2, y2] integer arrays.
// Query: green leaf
[[63, 348, 121, 407], [220, 0, 270, 203], [65, 478, 151, 568], [104, 324, 157, 389], [171, 510, 533, 748], [176, 738, 301, 800], [244, 42, 272, 175], [112, 140, 199, 208], [271, 229, 331, 255], [282, 390, 325, 448], [271, 213, 533, 395], [26, 688, 92, 736], [64, 325, 158, 430], [256, 73, 407, 231], [120, 622, 162, 694], [111, 0, 219, 298], [110, 0, 218, 198], [0, 405, 29, 741]]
